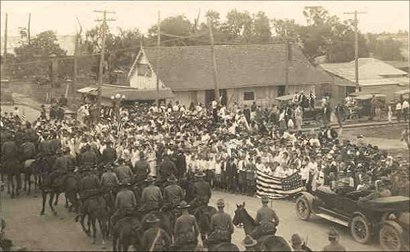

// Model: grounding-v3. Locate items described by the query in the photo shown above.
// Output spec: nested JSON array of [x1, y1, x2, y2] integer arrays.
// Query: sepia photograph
[[0, 1, 409, 251]]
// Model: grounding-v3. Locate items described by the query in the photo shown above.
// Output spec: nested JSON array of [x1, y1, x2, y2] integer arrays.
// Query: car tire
[[350, 215, 371, 244], [295, 196, 311, 221], [379, 223, 404, 251]]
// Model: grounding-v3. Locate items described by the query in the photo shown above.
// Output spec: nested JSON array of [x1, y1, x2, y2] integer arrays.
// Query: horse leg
[[40, 191, 47, 215], [9, 174, 15, 198], [28, 173, 32, 195], [98, 218, 107, 248], [65, 193, 69, 209], [91, 216, 97, 244], [54, 192, 60, 206], [16, 171, 21, 196], [49, 192, 57, 215], [112, 233, 118, 252]]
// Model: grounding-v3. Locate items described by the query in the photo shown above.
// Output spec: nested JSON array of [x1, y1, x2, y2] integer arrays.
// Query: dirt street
[[1, 190, 381, 251]]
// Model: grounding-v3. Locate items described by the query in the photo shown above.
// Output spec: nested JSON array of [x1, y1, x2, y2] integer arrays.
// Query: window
[[243, 91, 255, 101], [137, 64, 152, 77]]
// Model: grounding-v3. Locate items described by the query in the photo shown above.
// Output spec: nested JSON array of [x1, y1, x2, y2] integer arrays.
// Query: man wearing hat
[[291, 233, 312, 251], [189, 171, 212, 210], [242, 235, 257, 251], [207, 199, 234, 247], [133, 151, 150, 182], [114, 158, 134, 184], [101, 163, 120, 191], [140, 176, 163, 214], [79, 144, 98, 167], [174, 200, 200, 249], [111, 180, 136, 229], [102, 139, 117, 165], [250, 195, 279, 240], [140, 213, 171, 251], [163, 175, 184, 211], [158, 154, 177, 182], [322, 227, 346, 251], [79, 166, 100, 204]]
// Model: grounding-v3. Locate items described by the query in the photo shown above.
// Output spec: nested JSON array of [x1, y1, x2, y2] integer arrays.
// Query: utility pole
[[28, 13, 31, 44], [208, 16, 220, 103], [344, 10, 366, 92], [156, 10, 161, 107], [94, 10, 115, 120], [72, 18, 82, 100], [2, 13, 8, 76]]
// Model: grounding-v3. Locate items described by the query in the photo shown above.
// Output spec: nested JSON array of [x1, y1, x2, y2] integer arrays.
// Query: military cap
[[242, 235, 257, 247], [145, 214, 160, 224], [261, 195, 269, 203], [177, 200, 190, 209], [291, 233, 302, 245], [216, 199, 225, 207]]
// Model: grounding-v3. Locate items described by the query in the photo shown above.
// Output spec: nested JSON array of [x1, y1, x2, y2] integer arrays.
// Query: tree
[[220, 9, 254, 44], [252, 11, 271, 43], [147, 15, 194, 46], [13, 30, 66, 77], [374, 38, 403, 61], [272, 19, 301, 40]]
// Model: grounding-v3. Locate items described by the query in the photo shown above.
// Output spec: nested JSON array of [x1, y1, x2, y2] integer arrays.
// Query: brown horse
[[22, 159, 38, 195], [192, 205, 217, 242], [4, 159, 21, 198], [112, 216, 142, 252], [76, 194, 109, 245], [232, 202, 292, 252]]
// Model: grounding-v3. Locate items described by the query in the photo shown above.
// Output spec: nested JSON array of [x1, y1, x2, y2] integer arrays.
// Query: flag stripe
[[256, 168, 304, 199]]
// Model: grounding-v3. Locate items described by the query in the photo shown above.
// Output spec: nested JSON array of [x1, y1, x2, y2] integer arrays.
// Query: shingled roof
[[129, 44, 332, 92]]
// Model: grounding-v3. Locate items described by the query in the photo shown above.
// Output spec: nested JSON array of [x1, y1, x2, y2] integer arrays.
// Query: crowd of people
[[1, 97, 409, 251]]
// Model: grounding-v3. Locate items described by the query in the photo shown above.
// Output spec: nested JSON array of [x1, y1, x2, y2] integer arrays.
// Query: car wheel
[[379, 223, 403, 251], [350, 215, 371, 244], [295, 196, 311, 221]]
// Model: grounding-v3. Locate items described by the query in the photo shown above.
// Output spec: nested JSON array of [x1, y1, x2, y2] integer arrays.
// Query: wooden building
[[128, 44, 333, 107]]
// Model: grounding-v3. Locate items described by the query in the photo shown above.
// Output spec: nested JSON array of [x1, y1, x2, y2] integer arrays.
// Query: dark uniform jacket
[[81, 150, 98, 166], [102, 147, 117, 164], [141, 184, 163, 210], [134, 159, 150, 178], [20, 141, 36, 161], [38, 140, 53, 155], [101, 172, 119, 188], [174, 213, 199, 243], [159, 158, 177, 178], [141, 227, 171, 251], [1, 141, 18, 160], [25, 128, 38, 144], [163, 184, 184, 207], [49, 139, 62, 155], [192, 180, 212, 200], [255, 206, 280, 225], [80, 173, 100, 197], [210, 211, 234, 234], [114, 165, 134, 183], [53, 155, 73, 172], [115, 189, 136, 209], [175, 154, 187, 178]]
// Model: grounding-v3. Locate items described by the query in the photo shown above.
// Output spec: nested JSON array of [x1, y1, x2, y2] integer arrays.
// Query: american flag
[[256, 169, 304, 199]]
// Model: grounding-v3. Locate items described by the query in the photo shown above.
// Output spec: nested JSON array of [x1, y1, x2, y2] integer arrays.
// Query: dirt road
[[1, 190, 381, 251]]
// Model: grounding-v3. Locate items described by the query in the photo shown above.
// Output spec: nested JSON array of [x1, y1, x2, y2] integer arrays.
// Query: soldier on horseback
[[133, 152, 150, 183], [141, 214, 172, 251], [140, 175, 163, 215], [173, 200, 200, 249], [110, 181, 137, 229], [158, 153, 177, 184], [114, 158, 134, 184], [249, 195, 280, 240], [79, 166, 100, 202], [163, 175, 184, 211], [189, 172, 212, 211], [79, 144, 98, 169], [206, 199, 234, 247], [101, 139, 116, 165]]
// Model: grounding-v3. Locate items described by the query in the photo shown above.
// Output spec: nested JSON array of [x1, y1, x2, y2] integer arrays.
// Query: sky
[[0, 1, 409, 37]]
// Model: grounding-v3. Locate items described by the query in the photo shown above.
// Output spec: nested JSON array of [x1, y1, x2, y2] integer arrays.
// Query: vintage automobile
[[295, 186, 410, 251]]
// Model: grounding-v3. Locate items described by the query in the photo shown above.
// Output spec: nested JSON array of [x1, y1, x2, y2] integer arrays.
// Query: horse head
[[232, 202, 255, 235]]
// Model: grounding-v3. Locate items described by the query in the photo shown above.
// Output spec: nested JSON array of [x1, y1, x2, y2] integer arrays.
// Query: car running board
[[315, 213, 349, 227]]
